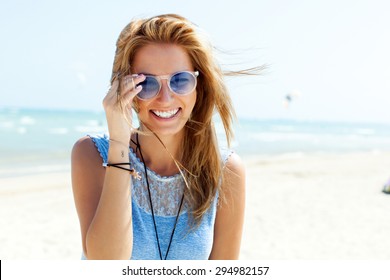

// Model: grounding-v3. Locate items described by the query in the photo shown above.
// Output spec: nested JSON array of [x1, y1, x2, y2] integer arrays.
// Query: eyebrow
[[136, 72, 154, 75]]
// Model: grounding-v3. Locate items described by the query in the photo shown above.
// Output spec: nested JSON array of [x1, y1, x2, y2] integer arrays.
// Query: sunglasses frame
[[135, 70, 199, 100]]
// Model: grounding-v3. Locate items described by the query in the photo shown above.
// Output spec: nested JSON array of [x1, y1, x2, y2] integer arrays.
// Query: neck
[[132, 127, 184, 177]]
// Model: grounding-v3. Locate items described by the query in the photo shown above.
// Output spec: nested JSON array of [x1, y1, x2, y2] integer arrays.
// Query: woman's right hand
[[103, 74, 145, 144]]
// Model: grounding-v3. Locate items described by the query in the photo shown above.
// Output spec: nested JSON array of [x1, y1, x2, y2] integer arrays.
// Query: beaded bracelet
[[102, 162, 141, 180]]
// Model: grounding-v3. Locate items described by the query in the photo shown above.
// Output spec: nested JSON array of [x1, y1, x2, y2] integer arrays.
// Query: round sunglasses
[[135, 71, 199, 100]]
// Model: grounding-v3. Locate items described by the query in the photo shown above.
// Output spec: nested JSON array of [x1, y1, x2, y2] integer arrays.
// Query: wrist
[[103, 162, 141, 180], [108, 139, 130, 162], [109, 138, 130, 148]]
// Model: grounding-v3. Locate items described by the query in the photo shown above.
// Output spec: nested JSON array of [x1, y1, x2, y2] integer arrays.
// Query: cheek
[[188, 92, 197, 110], [136, 100, 150, 115], [190, 94, 197, 114]]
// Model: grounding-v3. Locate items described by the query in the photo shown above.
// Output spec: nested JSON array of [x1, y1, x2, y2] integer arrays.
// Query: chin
[[150, 125, 186, 138], [141, 120, 188, 138]]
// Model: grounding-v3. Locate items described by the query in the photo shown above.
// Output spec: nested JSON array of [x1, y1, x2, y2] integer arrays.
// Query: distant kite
[[383, 177, 390, 194], [283, 90, 302, 109]]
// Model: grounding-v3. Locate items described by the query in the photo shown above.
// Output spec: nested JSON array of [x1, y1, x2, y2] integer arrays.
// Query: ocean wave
[[48, 127, 69, 135], [354, 128, 375, 135], [0, 121, 14, 128], [248, 132, 320, 142], [0, 164, 70, 178], [19, 116, 36, 125], [17, 127, 27, 134], [270, 125, 296, 132], [74, 125, 106, 133]]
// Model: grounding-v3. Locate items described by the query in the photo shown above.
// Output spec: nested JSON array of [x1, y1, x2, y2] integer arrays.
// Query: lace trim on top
[[129, 147, 189, 217]]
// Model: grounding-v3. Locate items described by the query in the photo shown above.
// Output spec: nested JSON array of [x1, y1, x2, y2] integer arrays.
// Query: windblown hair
[[111, 14, 254, 224]]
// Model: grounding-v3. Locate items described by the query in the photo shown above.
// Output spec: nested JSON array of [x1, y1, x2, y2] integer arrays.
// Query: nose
[[157, 79, 173, 102]]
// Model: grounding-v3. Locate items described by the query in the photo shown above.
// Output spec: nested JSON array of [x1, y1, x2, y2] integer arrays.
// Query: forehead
[[132, 43, 194, 75]]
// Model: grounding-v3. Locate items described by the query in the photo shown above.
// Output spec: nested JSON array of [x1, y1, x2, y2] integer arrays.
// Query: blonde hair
[[111, 14, 258, 224]]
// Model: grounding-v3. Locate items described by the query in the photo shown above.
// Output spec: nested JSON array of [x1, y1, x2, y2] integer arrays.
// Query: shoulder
[[222, 152, 246, 191], [72, 136, 102, 164], [220, 148, 234, 167], [72, 136, 95, 154], [219, 152, 246, 211], [224, 152, 245, 176], [71, 136, 106, 213], [72, 134, 109, 164], [71, 136, 105, 189]]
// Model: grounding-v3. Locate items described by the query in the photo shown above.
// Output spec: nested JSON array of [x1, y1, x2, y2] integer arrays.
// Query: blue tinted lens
[[170, 72, 196, 94], [137, 76, 160, 99]]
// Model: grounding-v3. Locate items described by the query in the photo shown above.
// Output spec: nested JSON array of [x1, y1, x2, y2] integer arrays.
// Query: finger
[[131, 74, 146, 87], [121, 84, 143, 106], [121, 74, 145, 93], [120, 74, 145, 100]]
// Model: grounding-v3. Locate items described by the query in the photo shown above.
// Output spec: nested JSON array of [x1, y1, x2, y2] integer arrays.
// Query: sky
[[1, 0, 389, 124]]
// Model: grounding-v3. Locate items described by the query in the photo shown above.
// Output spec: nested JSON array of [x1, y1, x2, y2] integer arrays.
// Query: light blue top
[[82, 134, 232, 260]]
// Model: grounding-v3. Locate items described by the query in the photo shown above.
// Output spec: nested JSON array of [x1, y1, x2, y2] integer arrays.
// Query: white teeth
[[152, 108, 179, 118]]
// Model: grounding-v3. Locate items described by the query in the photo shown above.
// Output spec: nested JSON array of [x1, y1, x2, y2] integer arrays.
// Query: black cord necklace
[[133, 133, 184, 260]]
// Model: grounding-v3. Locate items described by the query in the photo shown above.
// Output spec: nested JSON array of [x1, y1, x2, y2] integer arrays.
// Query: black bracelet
[[102, 162, 141, 180]]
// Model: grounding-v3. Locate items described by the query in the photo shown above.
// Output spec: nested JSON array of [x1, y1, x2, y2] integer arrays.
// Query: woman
[[71, 14, 246, 260]]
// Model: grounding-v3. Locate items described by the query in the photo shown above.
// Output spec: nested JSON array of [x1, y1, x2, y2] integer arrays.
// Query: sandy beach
[[1, 151, 390, 260]]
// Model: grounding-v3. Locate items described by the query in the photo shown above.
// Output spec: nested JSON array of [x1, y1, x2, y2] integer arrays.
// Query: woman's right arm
[[71, 75, 144, 259], [71, 136, 133, 259]]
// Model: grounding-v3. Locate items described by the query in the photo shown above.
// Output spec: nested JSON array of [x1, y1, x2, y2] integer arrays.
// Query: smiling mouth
[[151, 108, 180, 119]]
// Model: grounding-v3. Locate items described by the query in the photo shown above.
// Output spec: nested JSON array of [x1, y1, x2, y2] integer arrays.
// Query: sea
[[1, 107, 390, 177]]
